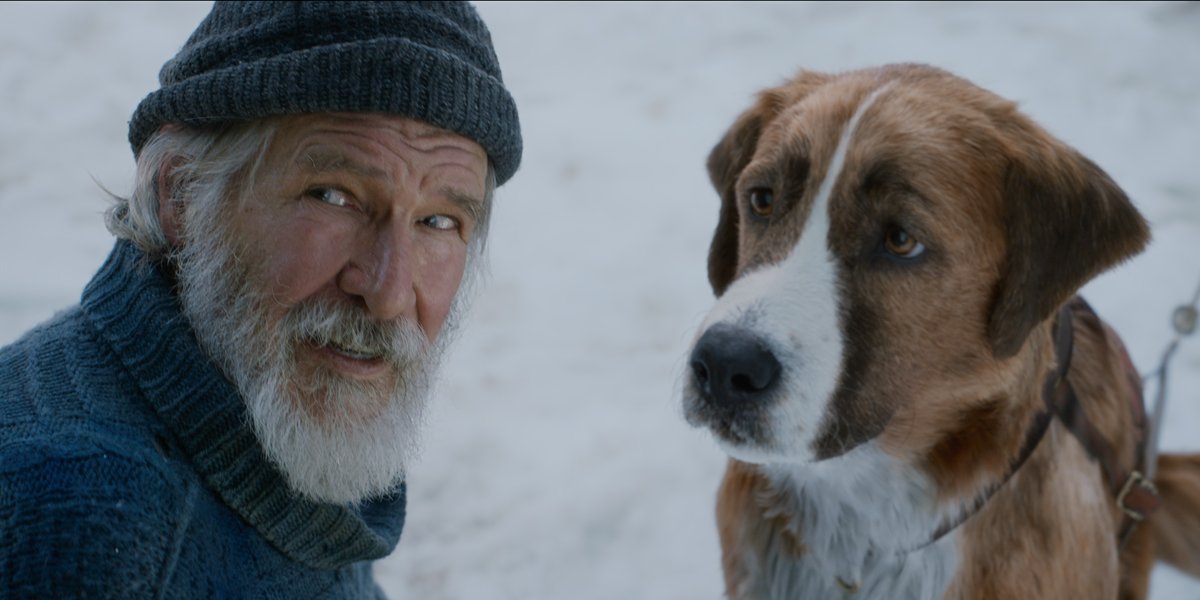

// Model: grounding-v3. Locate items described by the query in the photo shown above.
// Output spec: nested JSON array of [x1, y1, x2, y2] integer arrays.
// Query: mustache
[[283, 299, 429, 368]]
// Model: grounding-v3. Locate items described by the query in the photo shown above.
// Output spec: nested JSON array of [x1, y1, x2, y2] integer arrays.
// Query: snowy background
[[2, 1, 1199, 598]]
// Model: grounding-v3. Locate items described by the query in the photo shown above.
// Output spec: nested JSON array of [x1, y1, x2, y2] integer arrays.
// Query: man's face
[[170, 113, 489, 504], [233, 113, 487, 418]]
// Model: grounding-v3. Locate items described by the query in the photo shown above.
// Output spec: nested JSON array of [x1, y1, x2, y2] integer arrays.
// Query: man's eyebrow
[[444, 188, 485, 223], [297, 146, 485, 220], [296, 147, 388, 180]]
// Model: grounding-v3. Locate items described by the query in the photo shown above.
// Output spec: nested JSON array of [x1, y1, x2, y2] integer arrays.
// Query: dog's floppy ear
[[706, 108, 766, 296], [706, 71, 833, 296], [988, 126, 1150, 358]]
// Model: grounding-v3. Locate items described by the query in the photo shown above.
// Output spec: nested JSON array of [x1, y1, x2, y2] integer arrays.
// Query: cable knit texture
[[0, 241, 407, 598], [127, 0, 523, 185]]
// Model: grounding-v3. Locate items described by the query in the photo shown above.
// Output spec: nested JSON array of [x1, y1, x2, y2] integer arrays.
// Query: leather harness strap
[[1051, 298, 1161, 547], [910, 299, 1159, 554], [907, 308, 1073, 553]]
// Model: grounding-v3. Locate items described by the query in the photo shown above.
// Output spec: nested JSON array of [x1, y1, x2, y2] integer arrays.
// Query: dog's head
[[682, 64, 1149, 467]]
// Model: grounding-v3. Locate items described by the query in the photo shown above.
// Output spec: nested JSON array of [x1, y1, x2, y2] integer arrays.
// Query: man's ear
[[157, 157, 185, 247], [988, 133, 1150, 358], [706, 70, 832, 297]]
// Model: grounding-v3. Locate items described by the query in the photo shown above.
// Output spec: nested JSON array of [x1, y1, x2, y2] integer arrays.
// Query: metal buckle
[[835, 576, 861, 594], [1116, 470, 1158, 521]]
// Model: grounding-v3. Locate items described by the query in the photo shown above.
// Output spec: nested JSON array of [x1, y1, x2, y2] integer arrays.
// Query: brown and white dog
[[680, 63, 1200, 599]]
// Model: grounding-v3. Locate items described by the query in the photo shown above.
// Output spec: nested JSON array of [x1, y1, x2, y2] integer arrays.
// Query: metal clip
[[1173, 305, 1197, 336], [1116, 470, 1158, 521], [835, 576, 861, 594]]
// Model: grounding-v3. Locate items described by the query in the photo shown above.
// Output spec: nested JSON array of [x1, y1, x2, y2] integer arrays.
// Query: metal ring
[[835, 576, 861, 594]]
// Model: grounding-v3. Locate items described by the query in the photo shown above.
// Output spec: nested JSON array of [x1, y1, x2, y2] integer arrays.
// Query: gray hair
[[106, 120, 496, 263]]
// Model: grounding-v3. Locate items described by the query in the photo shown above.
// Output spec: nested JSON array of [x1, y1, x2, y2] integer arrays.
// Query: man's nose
[[340, 222, 417, 322]]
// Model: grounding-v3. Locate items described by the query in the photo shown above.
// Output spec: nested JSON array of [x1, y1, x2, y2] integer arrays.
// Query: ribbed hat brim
[[128, 4, 522, 185]]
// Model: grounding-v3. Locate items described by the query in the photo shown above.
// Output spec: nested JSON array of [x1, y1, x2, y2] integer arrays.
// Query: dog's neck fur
[[740, 445, 959, 599], [729, 331, 1059, 600]]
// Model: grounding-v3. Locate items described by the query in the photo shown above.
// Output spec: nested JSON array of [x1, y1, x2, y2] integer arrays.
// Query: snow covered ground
[[2, 1, 1198, 598]]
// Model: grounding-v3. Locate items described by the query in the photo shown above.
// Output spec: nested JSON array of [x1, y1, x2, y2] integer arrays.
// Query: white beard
[[172, 197, 464, 505]]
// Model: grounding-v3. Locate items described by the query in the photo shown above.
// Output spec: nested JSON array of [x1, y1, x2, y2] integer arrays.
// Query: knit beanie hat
[[128, 1, 522, 184]]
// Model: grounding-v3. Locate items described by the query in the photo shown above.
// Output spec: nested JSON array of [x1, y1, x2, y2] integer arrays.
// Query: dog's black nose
[[689, 324, 782, 406]]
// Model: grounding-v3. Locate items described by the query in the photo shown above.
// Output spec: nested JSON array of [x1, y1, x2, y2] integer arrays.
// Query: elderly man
[[0, 1, 520, 597]]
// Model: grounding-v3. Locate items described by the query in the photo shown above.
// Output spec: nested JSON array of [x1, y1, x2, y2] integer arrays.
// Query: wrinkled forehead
[[255, 113, 490, 192]]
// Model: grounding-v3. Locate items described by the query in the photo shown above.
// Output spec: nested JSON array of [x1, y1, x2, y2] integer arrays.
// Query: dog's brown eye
[[748, 188, 774, 217], [883, 226, 925, 258]]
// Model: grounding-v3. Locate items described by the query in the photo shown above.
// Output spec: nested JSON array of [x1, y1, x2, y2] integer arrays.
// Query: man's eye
[[305, 187, 352, 208], [421, 214, 459, 231]]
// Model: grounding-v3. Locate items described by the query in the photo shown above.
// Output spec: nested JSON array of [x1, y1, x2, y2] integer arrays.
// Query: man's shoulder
[[0, 428, 193, 597], [0, 306, 195, 597], [1, 303, 160, 441], [0, 420, 178, 483], [0, 410, 189, 523], [0, 305, 188, 539], [0, 304, 87, 375], [0, 435, 383, 599], [1, 304, 102, 407]]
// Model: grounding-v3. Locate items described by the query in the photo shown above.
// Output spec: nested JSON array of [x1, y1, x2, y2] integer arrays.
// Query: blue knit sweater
[[0, 241, 406, 598]]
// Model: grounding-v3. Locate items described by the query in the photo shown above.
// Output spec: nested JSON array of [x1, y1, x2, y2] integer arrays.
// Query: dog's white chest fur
[[749, 538, 956, 600], [740, 445, 958, 600]]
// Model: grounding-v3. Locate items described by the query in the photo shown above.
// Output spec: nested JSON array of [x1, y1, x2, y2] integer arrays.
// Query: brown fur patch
[[947, 430, 1121, 598], [1150, 453, 1200, 576], [923, 396, 1007, 497], [988, 136, 1151, 357], [716, 459, 806, 598]]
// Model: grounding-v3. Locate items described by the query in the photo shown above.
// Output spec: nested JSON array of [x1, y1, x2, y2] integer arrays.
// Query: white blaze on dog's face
[[683, 65, 1149, 473], [686, 87, 883, 464]]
